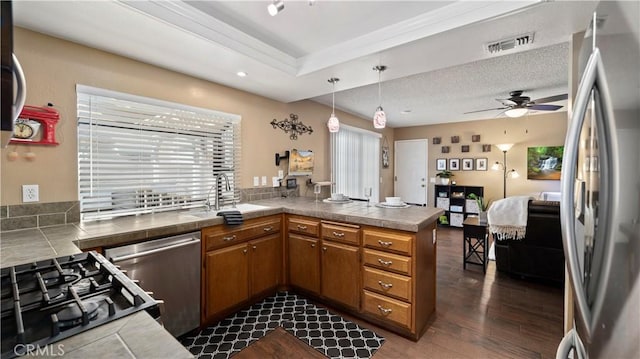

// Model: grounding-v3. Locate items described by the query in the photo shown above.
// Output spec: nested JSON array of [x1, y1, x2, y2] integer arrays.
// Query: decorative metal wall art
[[270, 113, 313, 140]]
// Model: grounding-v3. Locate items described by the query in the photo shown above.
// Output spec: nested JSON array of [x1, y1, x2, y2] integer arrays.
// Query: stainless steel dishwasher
[[105, 232, 200, 338]]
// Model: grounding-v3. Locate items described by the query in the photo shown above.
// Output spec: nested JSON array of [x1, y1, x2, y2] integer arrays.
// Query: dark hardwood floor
[[236, 227, 564, 359]]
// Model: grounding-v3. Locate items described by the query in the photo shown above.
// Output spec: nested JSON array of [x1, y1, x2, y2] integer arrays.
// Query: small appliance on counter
[[0, 251, 160, 358]]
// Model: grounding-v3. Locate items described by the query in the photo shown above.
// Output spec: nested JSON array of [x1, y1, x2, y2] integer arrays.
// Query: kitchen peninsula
[[0, 198, 443, 356]]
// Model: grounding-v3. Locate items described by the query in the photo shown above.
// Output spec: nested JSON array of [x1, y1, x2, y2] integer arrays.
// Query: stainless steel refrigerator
[[558, 1, 639, 358]]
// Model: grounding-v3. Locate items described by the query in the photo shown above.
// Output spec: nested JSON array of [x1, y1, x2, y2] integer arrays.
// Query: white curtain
[[330, 124, 381, 202]]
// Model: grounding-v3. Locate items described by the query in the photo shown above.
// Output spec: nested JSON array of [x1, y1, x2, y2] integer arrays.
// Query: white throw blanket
[[487, 196, 532, 240]]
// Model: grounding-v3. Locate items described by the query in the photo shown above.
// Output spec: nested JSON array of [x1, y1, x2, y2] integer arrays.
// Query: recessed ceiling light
[[236, 71, 247, 77], [400, 110, 412, 115]]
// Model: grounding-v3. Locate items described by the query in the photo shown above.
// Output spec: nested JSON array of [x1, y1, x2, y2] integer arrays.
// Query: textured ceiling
[[313, 42, 570, 126]]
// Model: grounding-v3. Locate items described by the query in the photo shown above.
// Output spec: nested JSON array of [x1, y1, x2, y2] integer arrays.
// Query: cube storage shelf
[[434, 185, 484, 227]]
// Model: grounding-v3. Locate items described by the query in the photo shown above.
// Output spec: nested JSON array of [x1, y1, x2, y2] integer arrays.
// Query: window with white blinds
[[77, 85, 241, 221], [330, 124, 381, 202]]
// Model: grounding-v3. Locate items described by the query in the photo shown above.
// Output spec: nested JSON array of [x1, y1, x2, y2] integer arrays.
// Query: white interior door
[[394, 139, 428, 205]]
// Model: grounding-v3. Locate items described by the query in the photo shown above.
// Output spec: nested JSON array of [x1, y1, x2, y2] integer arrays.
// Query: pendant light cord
[[378, 70, 382, 106], [332, 82, 336, 113]]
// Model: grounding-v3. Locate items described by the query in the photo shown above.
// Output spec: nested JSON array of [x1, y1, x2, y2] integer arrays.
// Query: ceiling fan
[[465, 90, 569, 118]]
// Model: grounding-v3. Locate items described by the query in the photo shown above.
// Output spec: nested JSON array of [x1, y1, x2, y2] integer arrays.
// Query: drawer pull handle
[[377, 259, 393, 266], [311, 244, 316, 248], [377, 305, 393, 315], [223, 235, 237, 241], [252, 245, 257, 250], [332, 231, 345, 238], [263, 226, 273, 232], [378, 240, 393, 247], [297, 224, 308, 230], [378, 281, 393, 290], [243, 249, 247, 254]]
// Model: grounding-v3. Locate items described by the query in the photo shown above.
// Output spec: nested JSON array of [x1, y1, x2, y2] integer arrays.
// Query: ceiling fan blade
[[464, 107, 507, 114], [531, 94, 568, 104], [528, 104, 564, 111]]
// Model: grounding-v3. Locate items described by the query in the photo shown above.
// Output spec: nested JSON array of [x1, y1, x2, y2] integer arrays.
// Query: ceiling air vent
[[485, 32, 535, 54]]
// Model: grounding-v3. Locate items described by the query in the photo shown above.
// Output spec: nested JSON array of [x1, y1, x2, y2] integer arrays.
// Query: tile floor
[[181, 292, 384, 359]]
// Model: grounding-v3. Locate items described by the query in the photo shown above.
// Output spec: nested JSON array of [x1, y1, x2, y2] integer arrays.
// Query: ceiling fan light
[[327, 113, 340, 133], [505, 107, 528, 118], [267, 0, 284, 16], [373, 107, 386, 129]]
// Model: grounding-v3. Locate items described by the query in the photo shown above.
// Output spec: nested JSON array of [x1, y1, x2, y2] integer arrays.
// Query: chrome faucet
[[205, 173, 233, 211], [216, 173, 231, 210]]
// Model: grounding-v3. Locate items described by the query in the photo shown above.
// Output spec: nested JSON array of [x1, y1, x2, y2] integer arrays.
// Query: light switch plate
[[253, 176, 259, 186], [22, 184, 39, 202], [261, 176, 267, 186], [278, 170, 284, 179]]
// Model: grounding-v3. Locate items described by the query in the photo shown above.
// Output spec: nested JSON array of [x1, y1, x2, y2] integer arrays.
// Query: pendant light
[[327, 78, 340, 133], [373, 65, 387, 129]]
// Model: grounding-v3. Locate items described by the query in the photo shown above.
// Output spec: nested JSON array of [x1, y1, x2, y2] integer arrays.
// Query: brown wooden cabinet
[[360, 224, 436, 340], [205, 242, 249, 318], [288, 234, 320, 294], [250, 233, 281, 296], [201, 215, 283, 325], [321, 239, 360, 310]]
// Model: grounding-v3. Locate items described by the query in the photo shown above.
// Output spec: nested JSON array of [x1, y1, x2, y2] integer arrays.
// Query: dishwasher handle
[[110, 239, 199, 263]]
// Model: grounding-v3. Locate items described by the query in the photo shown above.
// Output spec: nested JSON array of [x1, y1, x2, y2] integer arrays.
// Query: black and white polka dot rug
[[181, 292, 385, 359]]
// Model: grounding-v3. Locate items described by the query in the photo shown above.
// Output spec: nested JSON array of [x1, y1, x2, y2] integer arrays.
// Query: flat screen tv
[[527, 146, 564, 180], [288, 149, 314, 176]]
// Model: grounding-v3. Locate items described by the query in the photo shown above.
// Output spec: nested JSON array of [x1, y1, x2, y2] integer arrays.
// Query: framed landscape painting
[[527, 146, 564, 180]]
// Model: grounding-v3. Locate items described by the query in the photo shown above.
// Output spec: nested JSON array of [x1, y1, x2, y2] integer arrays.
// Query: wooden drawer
[[363, 249, 412, 276], [203, 216, 281, 251], [363, 229, 413, 255], [321, 222, 360, 245], [287, 216, 320, 237], [363, 290, 412, 329], [363, 267, 412, 302]]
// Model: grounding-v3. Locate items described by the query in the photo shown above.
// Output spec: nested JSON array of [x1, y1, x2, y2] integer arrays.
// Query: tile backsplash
[[1, 201, 81, 232], [240, 186, 299, 202]]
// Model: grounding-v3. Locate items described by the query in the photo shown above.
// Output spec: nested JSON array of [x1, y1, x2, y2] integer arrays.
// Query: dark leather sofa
[[493, 200, 565, 285]]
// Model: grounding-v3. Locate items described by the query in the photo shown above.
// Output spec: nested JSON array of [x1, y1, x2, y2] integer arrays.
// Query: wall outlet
[[253, 176, 259, 187], [278, 170, 284, 179], [22, 184, 39, 203], [261, 176, 267, 186]]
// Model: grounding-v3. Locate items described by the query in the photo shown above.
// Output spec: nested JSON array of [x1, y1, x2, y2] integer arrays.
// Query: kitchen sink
[[188, 203, 270, 218]]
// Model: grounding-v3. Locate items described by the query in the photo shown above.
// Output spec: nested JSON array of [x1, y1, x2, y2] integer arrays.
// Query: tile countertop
[[0, 197, 442, 358]]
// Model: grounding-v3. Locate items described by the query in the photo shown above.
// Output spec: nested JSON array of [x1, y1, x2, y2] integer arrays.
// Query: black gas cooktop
[[0, 251, 159, 358]]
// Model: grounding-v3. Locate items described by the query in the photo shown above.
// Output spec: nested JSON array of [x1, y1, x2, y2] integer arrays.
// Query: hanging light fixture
[[373, 65, 387, 129], [504, 107, 529, 118], [327, 78, 340, 133], [267, 0, 284, 16]]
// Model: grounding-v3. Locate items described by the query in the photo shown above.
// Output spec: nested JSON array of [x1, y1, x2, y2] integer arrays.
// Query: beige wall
[[394, 112, 567, 205], [1, 28, 394, 205]]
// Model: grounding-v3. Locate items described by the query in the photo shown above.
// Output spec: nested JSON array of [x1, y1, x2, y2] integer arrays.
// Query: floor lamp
[[492, 144, 520, 198]]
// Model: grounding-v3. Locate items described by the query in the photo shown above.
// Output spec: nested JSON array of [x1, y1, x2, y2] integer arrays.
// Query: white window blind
[[77, 85, 241, 221], [330, 124, 381, 202]]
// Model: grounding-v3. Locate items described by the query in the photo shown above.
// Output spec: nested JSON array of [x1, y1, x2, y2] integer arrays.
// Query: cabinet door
[[321, 240, 360, 310], [288, 234, 320, 294], [205, 243, 249, 318], [250, 233, 281, 295]]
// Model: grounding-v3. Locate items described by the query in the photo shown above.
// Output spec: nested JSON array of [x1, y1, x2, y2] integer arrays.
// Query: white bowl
[[385, 196, 402, 204], [331, 193, 345, 201]]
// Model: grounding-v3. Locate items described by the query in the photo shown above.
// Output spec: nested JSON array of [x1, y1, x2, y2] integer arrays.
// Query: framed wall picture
[[476, 158, 488, 171], [451, 136, 460, 143], [462, 158, 474, 170], [436, 158, 447, 171], [441, 146, 450, 153], [433, 137, 441, 144], [449, 158, 460, 171], [461, 145, 470, 153], [482, 144, 492, 152], [472, 135, 481, 142]]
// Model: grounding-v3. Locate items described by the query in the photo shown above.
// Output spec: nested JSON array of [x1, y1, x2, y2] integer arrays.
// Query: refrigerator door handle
[[556, 329, 587, 359], [561, 46, 617, 340]]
